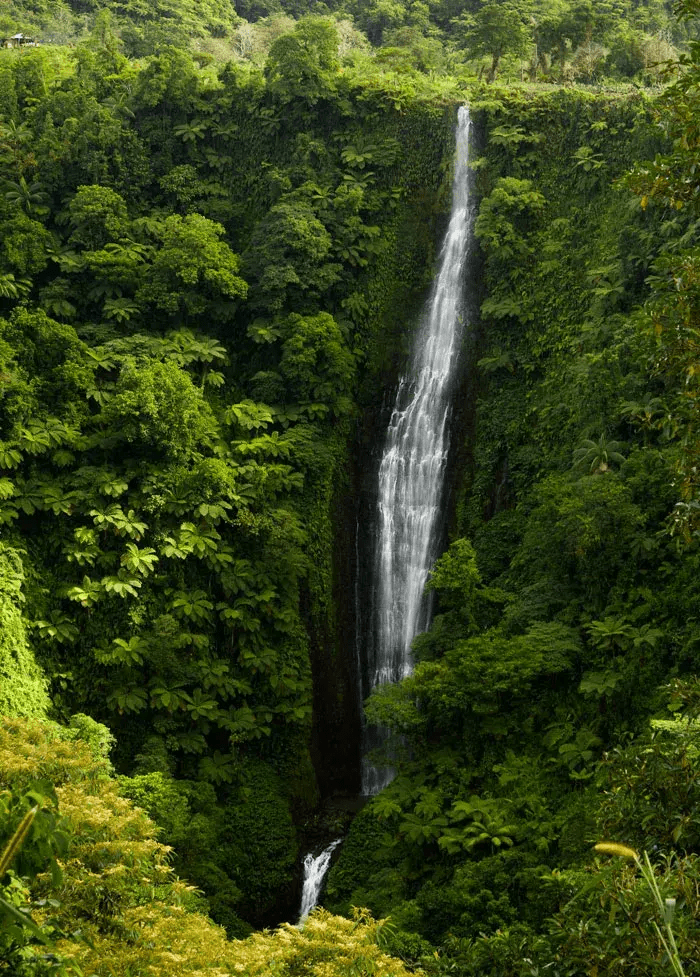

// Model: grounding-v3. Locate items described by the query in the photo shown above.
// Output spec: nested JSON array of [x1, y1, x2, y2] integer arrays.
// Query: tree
[[279, 312, 355, 415], [103, 358, 218, 459], [136, 214, 247, 324], [243, 201, 340, 313], [343, 0, 408, 46], [454, 1, 533, 81], [474, 177, 546, 269], [67, 184, 129, 250], [572, 434, 626, 474], [133, 45, 201, 116], [1, 212, 54, 277], [0, 717, 245, 976], [426, 537, 482, 612], [3, 177, 48, 217], [265, 17, 340, 104]]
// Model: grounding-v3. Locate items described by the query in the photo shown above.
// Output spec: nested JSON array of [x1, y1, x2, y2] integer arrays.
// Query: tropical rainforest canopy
[[1, 0, 700, 974]]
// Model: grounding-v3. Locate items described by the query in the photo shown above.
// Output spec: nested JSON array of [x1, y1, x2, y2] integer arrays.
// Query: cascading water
[[362, 105, 474, 795], [297, 839, 343, 924]]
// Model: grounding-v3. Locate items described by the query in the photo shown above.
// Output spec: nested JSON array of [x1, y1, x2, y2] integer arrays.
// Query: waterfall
[[297, 839, 342, 924], [362, 105, 474, 795]]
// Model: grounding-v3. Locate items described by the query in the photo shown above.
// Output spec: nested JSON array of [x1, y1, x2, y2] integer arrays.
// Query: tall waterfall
[[362, 105, 474, 795]]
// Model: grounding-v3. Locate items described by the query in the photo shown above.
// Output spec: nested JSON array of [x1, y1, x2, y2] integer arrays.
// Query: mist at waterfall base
[[297, 839, 343, 924], [360, 105, 475, 796]]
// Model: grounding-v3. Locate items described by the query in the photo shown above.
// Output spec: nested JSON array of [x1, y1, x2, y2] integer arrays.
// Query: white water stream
[[362, 105, 474, 795], [297, 839, 343, 924]]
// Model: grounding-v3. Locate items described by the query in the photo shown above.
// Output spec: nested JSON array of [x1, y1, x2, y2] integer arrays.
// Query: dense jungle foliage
[[1, 0, 700, 974], [2, 0, 698, 84]]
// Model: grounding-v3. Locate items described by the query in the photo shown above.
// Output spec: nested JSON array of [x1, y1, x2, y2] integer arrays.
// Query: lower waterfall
[[297, 839, 343, 924], [361, 105, 474, 795]]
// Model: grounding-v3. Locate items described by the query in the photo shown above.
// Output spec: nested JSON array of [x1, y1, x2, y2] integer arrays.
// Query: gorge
[[296, 106, 474, 912], [2, 9, 700, 972]]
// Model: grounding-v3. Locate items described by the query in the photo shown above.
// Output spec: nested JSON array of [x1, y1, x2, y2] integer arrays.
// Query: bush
[[0, 717, 235, 976], [223, 758, 298, 922], [0, 544, 49, 720]]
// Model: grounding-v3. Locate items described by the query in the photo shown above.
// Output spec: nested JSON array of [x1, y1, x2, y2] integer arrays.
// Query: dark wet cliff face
[[306, 475, 363, 798]]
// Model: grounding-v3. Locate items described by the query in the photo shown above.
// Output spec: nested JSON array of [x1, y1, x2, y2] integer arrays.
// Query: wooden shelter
[[2, 34, 38, 49]]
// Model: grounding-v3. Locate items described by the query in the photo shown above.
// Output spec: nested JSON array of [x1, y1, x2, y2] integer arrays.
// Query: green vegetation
[[0, 716, 415, 976], [322, 3, 700, 972], [1, 0, 700, 973], [0, 0, 696, 82], [0, 545, 50, 719], [0, 7, 457, 949]]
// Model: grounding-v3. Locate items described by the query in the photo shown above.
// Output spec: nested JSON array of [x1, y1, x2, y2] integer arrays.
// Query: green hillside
[[1, 0, 700, 974], [1, 0, 695, 80]]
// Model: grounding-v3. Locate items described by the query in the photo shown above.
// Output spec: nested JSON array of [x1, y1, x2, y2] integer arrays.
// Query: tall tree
[[454, 0, 533, 80]]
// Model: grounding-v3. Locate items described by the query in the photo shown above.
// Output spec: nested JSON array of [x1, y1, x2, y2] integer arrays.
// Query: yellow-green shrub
[[0, 717, 232, 976], [229, 908, 420, 977], [0, 718, 416, 977]]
